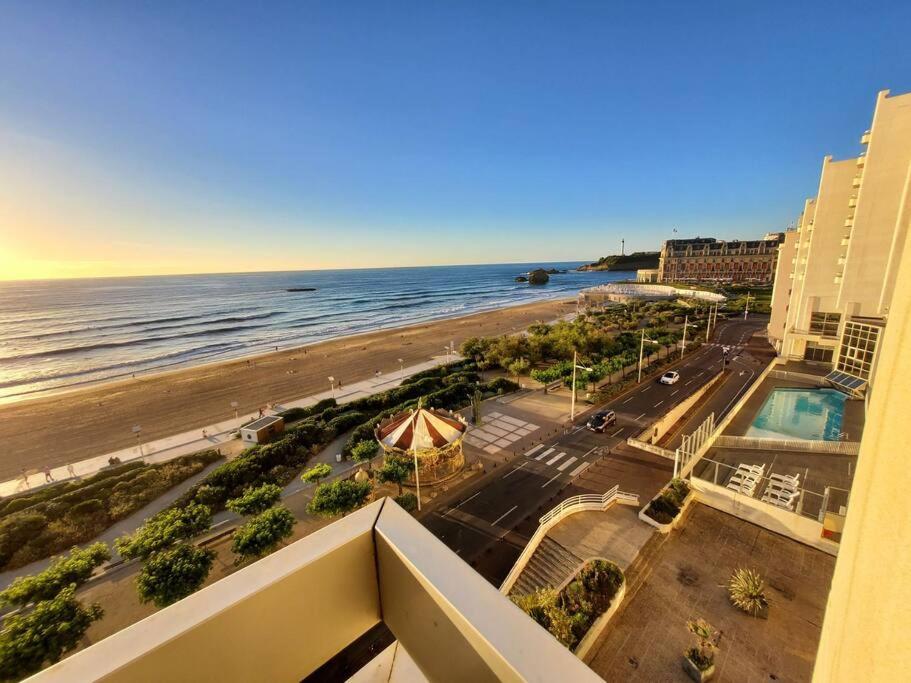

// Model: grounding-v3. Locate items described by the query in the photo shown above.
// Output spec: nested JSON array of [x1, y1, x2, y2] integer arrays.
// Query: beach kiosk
[[240, 415, 285, 444], [374, 404, 467, 486]]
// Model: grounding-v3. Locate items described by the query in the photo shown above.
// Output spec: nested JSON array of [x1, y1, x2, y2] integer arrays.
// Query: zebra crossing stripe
[[570, 462, 591, 477], [546, 452, 566, 466], [535, 448, 555, 461], [557, 456, 578, 472], [524, 444, 545, 457]]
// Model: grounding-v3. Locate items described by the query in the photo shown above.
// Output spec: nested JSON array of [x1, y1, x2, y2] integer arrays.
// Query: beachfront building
[[770, 89, 911, 393], [657, 233, 783, 284], [635, 268, 659, 283], [374, 405, 468, 484]]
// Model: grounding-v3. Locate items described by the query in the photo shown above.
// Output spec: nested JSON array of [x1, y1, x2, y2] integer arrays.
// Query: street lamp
[[743, 292, 753, 320], [680, 315, 697, 358], [411, 432, 421, 512], [398, 358, 404, 381], [132, 425, 143, 457], [638, 329, 659, 383], [328, 376, 336, 398], [570, 350, 593, 421]]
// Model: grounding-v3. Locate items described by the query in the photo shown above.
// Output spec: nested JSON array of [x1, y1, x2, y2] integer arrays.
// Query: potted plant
[[728, 568, 769, 618], [683, 618, 719, 682]]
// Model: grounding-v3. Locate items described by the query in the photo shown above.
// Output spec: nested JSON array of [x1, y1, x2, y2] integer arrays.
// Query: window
[[836, 321, 882, 380], [804, 343, 834, 363], [810, 312, 841, 338]]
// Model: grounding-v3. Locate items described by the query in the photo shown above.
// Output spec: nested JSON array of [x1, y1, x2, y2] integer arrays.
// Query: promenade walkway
[[1, 354, 459, 498]]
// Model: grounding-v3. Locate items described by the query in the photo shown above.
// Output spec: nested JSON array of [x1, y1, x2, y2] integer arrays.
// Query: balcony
[[838, 256, 847, 266], [841, 236, 851, 246], [844, 218, 854, 228], [29, 499, 600, 682], [860, 130, 871, 145], [852, 175, 863, 188], [835, 273, 843, 284], [848, 196, 858, 208], [857, 155, 866, 168]]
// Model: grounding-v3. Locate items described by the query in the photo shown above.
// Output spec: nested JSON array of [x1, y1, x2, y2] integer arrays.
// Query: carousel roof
[[376, 407, 466, 451]]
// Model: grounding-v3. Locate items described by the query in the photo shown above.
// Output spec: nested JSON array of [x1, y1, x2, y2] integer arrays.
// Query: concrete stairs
[[510, 537, 583, 597]]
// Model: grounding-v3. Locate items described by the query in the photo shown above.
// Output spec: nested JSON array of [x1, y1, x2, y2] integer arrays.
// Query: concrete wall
[[813, 194, 911, 681], [768, 229, 798, 349]]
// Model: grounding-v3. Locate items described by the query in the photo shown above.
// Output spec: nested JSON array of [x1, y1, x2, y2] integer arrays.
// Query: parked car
[[659, 371, 680, 385], [586, 410, 616, 432]]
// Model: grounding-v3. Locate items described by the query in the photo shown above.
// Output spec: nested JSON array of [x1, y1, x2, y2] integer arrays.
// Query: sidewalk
[[1, 355, 459, 498]]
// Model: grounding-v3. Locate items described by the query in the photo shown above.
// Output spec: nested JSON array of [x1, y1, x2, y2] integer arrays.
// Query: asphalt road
[[420, 315, 772, 586]]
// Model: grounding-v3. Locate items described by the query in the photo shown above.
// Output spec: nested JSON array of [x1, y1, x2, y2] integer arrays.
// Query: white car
[[659, 371, 680, 385]]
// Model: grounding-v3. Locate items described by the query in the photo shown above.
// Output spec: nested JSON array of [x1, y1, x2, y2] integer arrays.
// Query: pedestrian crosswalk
[[522, 443, 597, 478]]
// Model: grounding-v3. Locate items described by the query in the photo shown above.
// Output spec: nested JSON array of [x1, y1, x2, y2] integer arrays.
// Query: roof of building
[[242, 415, 284, 431], [376, 407, 466, 451]]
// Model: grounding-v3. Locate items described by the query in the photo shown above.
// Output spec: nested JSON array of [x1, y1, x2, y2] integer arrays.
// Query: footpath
[[0, 355, 459, 498]]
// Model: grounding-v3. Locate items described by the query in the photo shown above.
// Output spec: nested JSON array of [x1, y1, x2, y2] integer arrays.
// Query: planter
[[574, 582, 626, 660], [682, 656, 715, 682], [638, 490, 693, 534]]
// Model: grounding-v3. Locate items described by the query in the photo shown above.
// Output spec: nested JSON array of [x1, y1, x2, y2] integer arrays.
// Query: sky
[[1, 1, 911, 281]]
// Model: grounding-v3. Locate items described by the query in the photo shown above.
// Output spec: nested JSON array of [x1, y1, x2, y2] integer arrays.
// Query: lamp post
[[570, 350, 593, 421], [743, 292, 753, 320], [132, 425, 143, 457], [328, 376, 336, 398], [638, 329, 659, 383], [398, 358, 404, 381], [680, 315, 697, 358], [411, 419, 421, 512]]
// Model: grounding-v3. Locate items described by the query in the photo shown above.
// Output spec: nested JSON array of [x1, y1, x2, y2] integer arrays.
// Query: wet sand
[[0, 299, 575, 478]]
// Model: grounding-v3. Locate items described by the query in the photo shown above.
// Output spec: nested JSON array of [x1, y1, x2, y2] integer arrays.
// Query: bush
[[485, 377, 519, 395], [327, 411, 368, 434], [644, 478, 690, 524], [231, 506, 296, 562], [307, 480, 372, 517], [0, 543, 111, 608], [301, 463, 332, 484], [0, 513, 48, 568], [226, 483, 283, 516], [394, 492, 418, 512], [115, 503, 212, 561], [136, 543, 216, 608], [350, 440, 378, 463], [69, 499, 105, 518], [279, 397, 337, 423], [0, 586, 103, 680]]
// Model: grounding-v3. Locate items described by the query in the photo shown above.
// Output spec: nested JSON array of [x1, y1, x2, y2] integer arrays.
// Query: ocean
[[0, 263, 631, 403]]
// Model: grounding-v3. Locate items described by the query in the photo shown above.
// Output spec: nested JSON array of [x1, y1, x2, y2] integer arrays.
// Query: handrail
[[500, 485, 639, 594]]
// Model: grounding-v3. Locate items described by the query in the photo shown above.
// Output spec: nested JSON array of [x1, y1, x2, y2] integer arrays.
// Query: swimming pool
[[746, 388, 846, 441]]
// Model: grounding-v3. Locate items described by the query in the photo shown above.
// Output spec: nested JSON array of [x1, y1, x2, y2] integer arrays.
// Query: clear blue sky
[[2, 1, 910, 278]]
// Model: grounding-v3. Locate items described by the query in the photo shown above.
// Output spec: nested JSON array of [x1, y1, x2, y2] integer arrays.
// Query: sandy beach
[[0, 298, 574, 478]]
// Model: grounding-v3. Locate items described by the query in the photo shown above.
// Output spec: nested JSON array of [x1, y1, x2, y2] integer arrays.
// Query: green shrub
[[279, 397, 337, 423], [307, 480, 372, 517], [327, 411, 368, 434], [350, 440, 378, 463], [115, 503, 212, 561], [301, 463, 332, 484], [0, 513, 49, 567], [68, 499, 105, 518], [231, 506, 296, 561], [0, 543, 111, 608], [136, 543, 216, 608], [485, 377, 519, 395], [226, 483, 283, 516], [394, 492, 418, 512]]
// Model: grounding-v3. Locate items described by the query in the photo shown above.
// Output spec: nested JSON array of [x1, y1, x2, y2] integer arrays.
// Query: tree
[[307, 480, 372, 517], [301, 463, 332, 485], [0, 543, 110, 608], [377, 457, 413, 495], [350, 440, 377, 463], [231, 506, 296, 562], [135, 543, 216, 608], [226, 483, 282, 516], [0, 586, 103, 680], [471, 387, 483, 425], [115, 503, 212, 561], [507, 357, 530, 380]]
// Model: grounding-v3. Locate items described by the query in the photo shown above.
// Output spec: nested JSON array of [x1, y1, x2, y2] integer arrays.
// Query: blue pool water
[[746, 388, 846, 441]]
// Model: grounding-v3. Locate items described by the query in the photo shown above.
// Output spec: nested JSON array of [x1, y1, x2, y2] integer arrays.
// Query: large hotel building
[[769, 89, 911, 395], [657, 233, 784, 284]]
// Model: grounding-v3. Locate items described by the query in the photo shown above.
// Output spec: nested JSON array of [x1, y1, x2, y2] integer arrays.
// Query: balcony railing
[[30, 499, 601, 682], [860, 130, 871, 145]]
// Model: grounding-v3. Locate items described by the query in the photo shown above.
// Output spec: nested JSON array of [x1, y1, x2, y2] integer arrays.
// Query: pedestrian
[[258, 408, 264, 418], [202, 429, 208, 439], [67, 463, 76, 479], [338, 379, 342, 389], [21, 469, 29, 488], [44, 468, 54, 483]]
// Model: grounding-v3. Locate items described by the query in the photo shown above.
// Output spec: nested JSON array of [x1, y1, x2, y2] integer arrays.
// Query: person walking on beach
[[21, 469, 29, 489], [258, 408, 264, 418], [44, 468, 54, 483], [67, 463, 76, 479], [202, 429, 208, 439]]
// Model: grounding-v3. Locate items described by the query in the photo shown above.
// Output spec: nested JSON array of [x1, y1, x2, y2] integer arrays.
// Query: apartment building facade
[[769, 89, 911, 394], [657, 234, 783, 284]]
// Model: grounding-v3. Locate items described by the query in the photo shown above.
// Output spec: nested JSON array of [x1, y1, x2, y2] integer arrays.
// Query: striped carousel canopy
[[376, 407, 466, 451]]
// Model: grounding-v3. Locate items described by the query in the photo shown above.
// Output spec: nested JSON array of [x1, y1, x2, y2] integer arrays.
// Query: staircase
[[510, 537, 582, 597]]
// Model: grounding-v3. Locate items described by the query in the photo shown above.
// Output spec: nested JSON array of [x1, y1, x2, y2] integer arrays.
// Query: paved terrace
[[586, 503, 835, 682]]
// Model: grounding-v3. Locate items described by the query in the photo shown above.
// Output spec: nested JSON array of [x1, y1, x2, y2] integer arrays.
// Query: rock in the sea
[[528, 268, 550, 285], [515, 275, 528, 283]]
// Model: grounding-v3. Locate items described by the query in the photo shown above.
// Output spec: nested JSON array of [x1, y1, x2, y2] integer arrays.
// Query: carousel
[[374, 402, 468, 487]]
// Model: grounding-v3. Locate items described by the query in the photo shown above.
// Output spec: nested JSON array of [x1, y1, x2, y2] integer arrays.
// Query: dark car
[[586, 410, 616, 433]]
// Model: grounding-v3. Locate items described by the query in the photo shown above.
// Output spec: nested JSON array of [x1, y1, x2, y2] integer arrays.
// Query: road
[[420, 315, 772, 585]]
